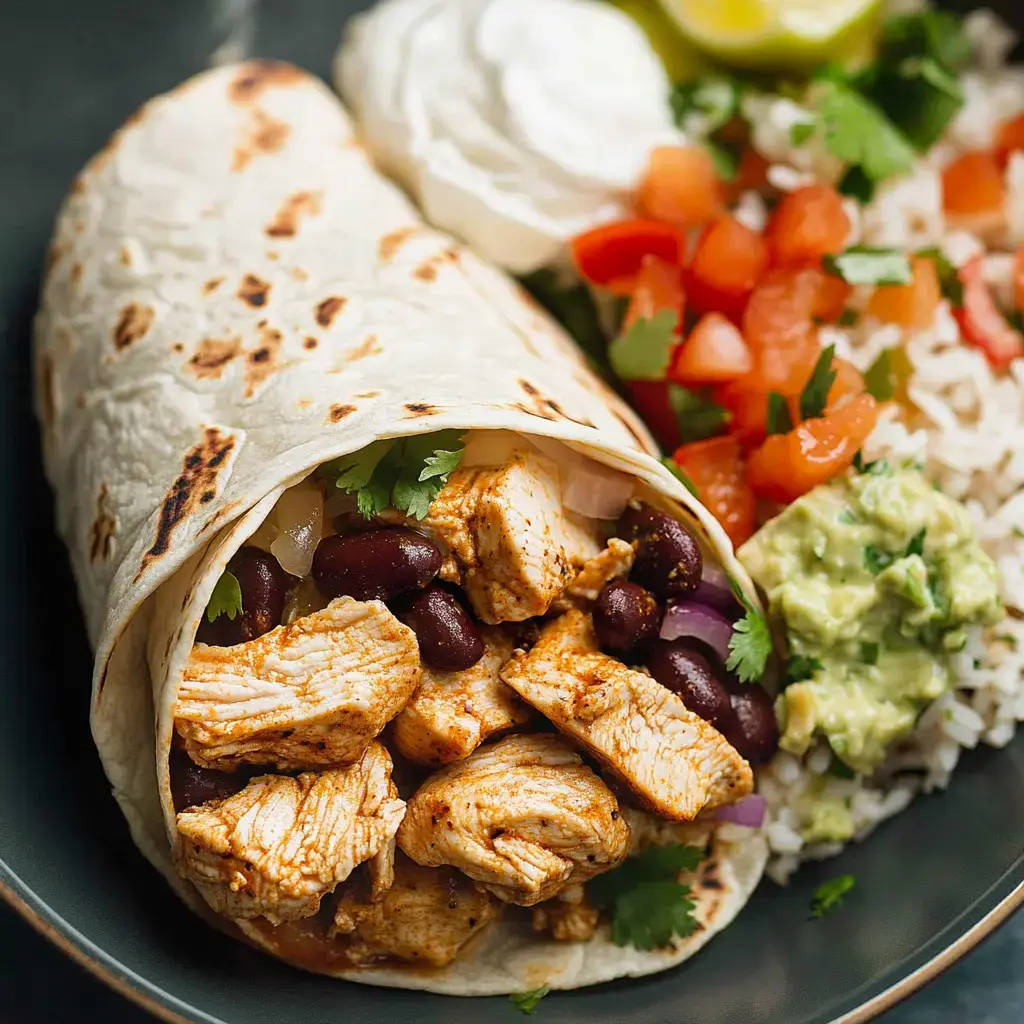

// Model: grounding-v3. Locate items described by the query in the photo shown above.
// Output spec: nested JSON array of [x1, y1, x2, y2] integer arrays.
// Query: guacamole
[[739, 465, 1003, 775]]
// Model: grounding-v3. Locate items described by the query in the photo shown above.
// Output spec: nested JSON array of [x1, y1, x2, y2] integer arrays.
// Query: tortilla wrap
[[34, 60, 765, 992]]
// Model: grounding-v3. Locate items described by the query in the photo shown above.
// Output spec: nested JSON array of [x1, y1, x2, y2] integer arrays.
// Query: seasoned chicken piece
[[420, 450, 601, 623], [175, 742, 405, 925], [564, 537, 635, 603], [175, 597, 420, 770], [532, 885, 600, 942], [331, 853, 502, 967], [500, 611, 753, 820], [397, 733, 630, 906], [391, 629, 531, 766]]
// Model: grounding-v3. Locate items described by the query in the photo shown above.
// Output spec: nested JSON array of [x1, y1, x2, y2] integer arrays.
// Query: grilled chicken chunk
[[175, 742, 405, 925], [420, 450, 600, 623], [532, 885, 600, 942], [331, 853, 502, 967], [397, 734, 630, 906], [391, 629, 531, 766], [563, 537, 635, 604], [500, 611, 754, 820], [175, 597, 420, 771]]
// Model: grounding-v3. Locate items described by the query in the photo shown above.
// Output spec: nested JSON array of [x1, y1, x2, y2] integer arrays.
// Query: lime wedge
[[656, 0, 882, 72]]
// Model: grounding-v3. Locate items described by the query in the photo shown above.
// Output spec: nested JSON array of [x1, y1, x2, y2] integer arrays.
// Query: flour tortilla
[[34, 60, 765, 992]]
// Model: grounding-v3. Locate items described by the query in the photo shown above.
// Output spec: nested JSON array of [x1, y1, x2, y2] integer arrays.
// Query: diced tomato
[[766, 185, 851, 267], [687, 216, 770, 321], [954, 255, 1024, 370], [828, 357, 865, 410], [716, 381, 773, 448], [627, 380, 681, 452], [670, 312, 753, 386], [572, 219, 687, 295], [623, 255, 686, 329], [867, 256, 941, 329], [672, 435, 756, 547], [726, 147, 771, 203], [746, 394, 880, 503], [942, 151, 1005, 216], [1015, 244, 1024, 314], [996, 113, 1024, 167], [638, 146, 726, 231]]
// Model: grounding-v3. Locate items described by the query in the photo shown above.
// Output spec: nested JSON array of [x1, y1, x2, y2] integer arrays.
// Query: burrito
[[34, 61, 775, 994]]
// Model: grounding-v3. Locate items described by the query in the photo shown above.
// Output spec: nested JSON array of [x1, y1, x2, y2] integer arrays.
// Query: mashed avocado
[[739, 465, 1003, 774]]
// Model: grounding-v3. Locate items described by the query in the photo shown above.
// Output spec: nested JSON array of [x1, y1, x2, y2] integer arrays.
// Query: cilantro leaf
[[852, 451, 891, 476], [705, 139, 741, 182], [206, 570, 242, 623], [863, 545, 894, 574], [838, 308, 860, 327], [885, 56, 964, 151], [669, 75, 741, 134], [662, 457, 698, 497], [816, 81, 915, 187], [726, 609, 773, 683], [783, 654, 823, 685], [838, 165, 876, 203], [790, 121, 817, 146], [880, 11, 970, 71], [668, 384, 730, 443], [799, 344, 838, 421], [589, 843, 704, 951], [766, 391, 794, 435], [864, 347, 899, 402], [811, 875, 856, 918], [905, 528, 927, 558], [861, 641, 880, 665], [609, 310, 678, 381], [827, 753, 856, 779], [823, 247, 913, 286], [510, 987, 550, 1015], [916, 247, 964, 307]]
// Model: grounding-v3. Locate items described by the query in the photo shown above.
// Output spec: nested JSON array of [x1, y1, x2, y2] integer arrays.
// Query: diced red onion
[[561, 462, 635, 520], [693, 561, 740, 613], [714, 794, 767, 828], [659, 601, 735, 663]]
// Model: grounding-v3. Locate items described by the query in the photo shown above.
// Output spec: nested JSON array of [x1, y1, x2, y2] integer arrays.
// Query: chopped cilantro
[[838, 164, 876, 203], [880, 10, 971, 71], [838, 308, 860, 327], [790, 121, 817, 146], [905, 528, 927, 558], [916, 247, 964, 307], [811, 875, 856, 918], [662, 457, 698, 498], [727, 609, 773, 683], [206, 570, 242, 623], [669, 385, 730, 443], [510, 987, 550, 1015], [852, 451, 891, 476], [766, 391, 794, 435], [863, 545, 894, 574], [589, 843, 704, 951], [827, 753, 857, 779], [861, 641, 880, 665], [669, 75, 741, 134], [864, 349, 894, 401], [608, 310, 678, 381], [325, 432, 465, 520], [705, 139, 741, 182], [799, 344, 838, 421], [783, 654, 824, 685], [823, 247, 913, 287]]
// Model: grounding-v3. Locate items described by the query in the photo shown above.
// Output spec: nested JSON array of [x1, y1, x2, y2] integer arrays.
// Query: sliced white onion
[[561, 461, 635, 520], [714, 794, 767, 828], [660, 601, 735, 663], [269, 479, 324, 578]]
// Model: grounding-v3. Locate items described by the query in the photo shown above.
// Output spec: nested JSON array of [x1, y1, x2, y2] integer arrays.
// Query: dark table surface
[[0, 897, 1019, 1023]]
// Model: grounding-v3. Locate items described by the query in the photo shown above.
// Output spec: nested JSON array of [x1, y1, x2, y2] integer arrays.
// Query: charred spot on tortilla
[[187, 337, 241, 380], [314, 296, 346, 328], [413, 261, 438, 283], [266, 191, 323, 238], [243, 324, 283, 396], [327, 404, 357, 423], [378, 225, 419, 263], [137, 427, 236, 578], [520, 379, 540, 397], [45, 242, 65, 277], [238, 273, 271, 309], [228, 60, 306, 106], [113, 302, 154, 351], [89, 484, 116, 563], [303, 337, 318, 350], [290, 267, 309, 282], [343, 334, 382, 363], [403, 402, 437, 418], [202, 277, 224, 296], [355, 391, 379, 399], [232, 110, 291, 174], [119, 246, 132, 267]]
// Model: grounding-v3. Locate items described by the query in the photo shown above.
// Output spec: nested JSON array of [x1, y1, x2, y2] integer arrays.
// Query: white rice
[[755, 13, 1024, 880]]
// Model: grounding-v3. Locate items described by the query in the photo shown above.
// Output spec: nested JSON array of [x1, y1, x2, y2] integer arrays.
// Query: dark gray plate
[[1, 1, 1021, 1022]]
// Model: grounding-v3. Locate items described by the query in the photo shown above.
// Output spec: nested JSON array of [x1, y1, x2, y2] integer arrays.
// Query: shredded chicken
[[331, 854, 502, 967], [397, 733, 630, 906], [562, 537, 635, 604], [532, 885, 600, 942], [500, 611, 754, 820], [175, 742, 405, 925], [391, 629, 531, 766], [175, 597, 420, 770], [420, 450, 600, 623]]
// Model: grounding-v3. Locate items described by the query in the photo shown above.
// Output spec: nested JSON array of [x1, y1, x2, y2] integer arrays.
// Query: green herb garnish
[[790, 121, 817, 146], [838, 309, 860, 327], [662, 457, 698, 498], [863, 544, 894, 574], [589, 843, 704, 950], [510, 987, 550, 1015], [811, 875, 856, 918], [783, 654, 824, 685], [799, 344, 838, 421], [823, 247, 913, 286], [727, 609, 773, 683], [852, 451, 891, 476], [766, 391, 794, 435], [827, 753, 857, 779], [916, 247, 964, 307], [861, 641, 880, 665], [669, 75, 741, 134], [206, 570, 242, 623], [905, 528, 927, 558], [608, 310, 678, 381], [669, 384, 731, 443]]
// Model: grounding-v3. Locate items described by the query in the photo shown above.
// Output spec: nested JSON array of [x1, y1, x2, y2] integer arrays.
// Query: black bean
[[395, 586, 484, 672], [593, 580, 660, 656], [647, 640, 733, 726], [619, 502, 702, 599], [722, 683, 779, 765], [168, 747, 252, 811], [195, 546, 289, 647], [312, 527, 441, 602]]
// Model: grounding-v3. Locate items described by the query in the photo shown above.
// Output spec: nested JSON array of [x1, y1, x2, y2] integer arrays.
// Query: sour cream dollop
[[335, 0, 683, 274]]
